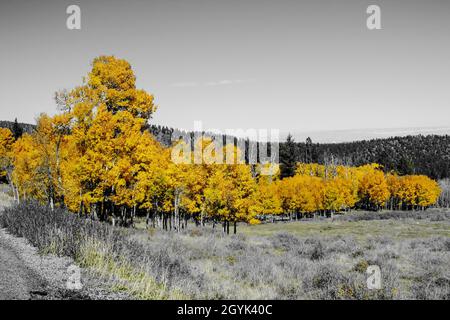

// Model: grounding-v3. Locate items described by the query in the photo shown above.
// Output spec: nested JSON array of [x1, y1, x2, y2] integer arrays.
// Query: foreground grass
[[1, 200, 449, 300], [0, 202, 198, 299], [77, 239, 188, 299]]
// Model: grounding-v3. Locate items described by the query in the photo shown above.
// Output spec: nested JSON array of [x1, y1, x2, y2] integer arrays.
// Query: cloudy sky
[[0, 0, 449, 141]]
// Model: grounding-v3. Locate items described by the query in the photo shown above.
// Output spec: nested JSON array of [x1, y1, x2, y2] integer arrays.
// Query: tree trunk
[[132, 205, 136, 227], [15, 184, 20, 204], [200, 208, 205, 227]]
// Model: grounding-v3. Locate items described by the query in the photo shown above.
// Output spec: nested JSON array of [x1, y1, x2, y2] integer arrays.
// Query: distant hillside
[[284, 135, 450, 180], [2, 120, 450, 180], [285, 126, 450, 144], [0, 120, 35, 135]]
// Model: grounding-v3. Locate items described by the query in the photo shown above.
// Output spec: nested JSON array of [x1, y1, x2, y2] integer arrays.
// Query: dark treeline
[[2, 120, 449, 180], [0, 119, 34, 138], [294, 135, 450, 180]]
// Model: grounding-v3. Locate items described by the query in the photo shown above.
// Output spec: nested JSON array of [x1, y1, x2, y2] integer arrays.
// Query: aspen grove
[[0, 57, 442, 234]]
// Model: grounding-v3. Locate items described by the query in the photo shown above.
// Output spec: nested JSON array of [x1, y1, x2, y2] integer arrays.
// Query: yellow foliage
[[389, 174, 441, 208], [359, 167, 390, 208], [0, 128, 14, 178], [5, 55, 442, 231], [248, 218, 261, 225]]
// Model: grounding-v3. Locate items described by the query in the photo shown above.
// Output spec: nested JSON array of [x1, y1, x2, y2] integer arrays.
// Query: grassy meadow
[[0, 194, 448, 300], [239, 213, 450, 239]]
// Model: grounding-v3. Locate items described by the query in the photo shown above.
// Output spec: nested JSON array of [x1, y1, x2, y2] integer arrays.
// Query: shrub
[[1, 201, 447, 300], [271, 232, 300, 251], [0, 201, 205, 299], [336, 210, 450, 222]]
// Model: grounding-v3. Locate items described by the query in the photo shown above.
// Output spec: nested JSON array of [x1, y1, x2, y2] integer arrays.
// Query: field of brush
[[0, 190, 449, 300]]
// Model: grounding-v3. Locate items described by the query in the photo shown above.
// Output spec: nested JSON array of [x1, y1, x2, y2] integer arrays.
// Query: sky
[[0, 0, 449, 142]]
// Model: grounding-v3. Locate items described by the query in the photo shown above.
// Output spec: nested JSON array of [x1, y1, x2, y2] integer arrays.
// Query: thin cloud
[[171, 81, 199, 88], [171, 79, 255, 88], [205, 79, 254, 86]]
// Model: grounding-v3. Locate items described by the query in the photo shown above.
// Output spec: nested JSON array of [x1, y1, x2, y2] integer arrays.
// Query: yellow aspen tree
[[413, 176, 441, 208], [359, 168, 390, 209], [251, 175, 282, 222], [164, 137, 219, 230], [134, 133, 170, 228], [11, 133, 46, 203], [276, 177, 295, 217], [204, 144, 257, 234], [19, 114, 72, 210], [386, 173, 401, 209], [56, 56, 158, 221], [0, 128, 17, 200], [0, 128, 14, 176], [396, 175, 441, 209], [163, 161, 195, 231], [323, 178, 346, 216]]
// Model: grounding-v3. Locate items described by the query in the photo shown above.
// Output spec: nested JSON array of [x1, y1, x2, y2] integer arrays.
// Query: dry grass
[[0, 184, 13, 208], [239, 217, 450, 240], [1, 198, 449, 300]]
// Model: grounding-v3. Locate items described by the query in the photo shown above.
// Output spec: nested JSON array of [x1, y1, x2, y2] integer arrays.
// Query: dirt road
[[0, 226, 132, 300], [0, 196, 130, 300], [0, 236, 50, 300]]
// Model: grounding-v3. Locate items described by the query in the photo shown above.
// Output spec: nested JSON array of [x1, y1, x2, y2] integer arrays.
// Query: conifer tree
[[12, 118, 23, 140], [280, 134, 296, 179]]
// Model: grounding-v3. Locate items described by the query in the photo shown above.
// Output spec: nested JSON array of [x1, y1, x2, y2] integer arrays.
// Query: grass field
[[240, 217, 450, 239], [1, 198, 449, 300]]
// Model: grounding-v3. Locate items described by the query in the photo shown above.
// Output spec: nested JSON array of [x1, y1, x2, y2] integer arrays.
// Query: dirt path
[[0, 198, 51, 299], [0, 238, 49, 299], [0, 197, 131, 300], [0, 228, 90, 300], [0, 198, 53, 299]]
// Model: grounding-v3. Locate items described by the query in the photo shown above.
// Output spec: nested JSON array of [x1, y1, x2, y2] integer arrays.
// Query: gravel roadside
[[0, 192, 132, 300], [0, 227, 131, 300]]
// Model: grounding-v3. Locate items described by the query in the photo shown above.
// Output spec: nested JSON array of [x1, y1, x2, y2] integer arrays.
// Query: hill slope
[[1, 120, 449, 179]]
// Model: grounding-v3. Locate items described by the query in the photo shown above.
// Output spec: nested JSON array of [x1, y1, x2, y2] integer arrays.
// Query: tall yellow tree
[[359, 167, 390, 209], [0, 128, 17, 200], [32, 113, 72, 209], [395, 175, 441, 209], [204, 144, 257, 234], [11, 134, 38, 202], [251, 174, 282, 222], [56, 56, 158, 221]]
